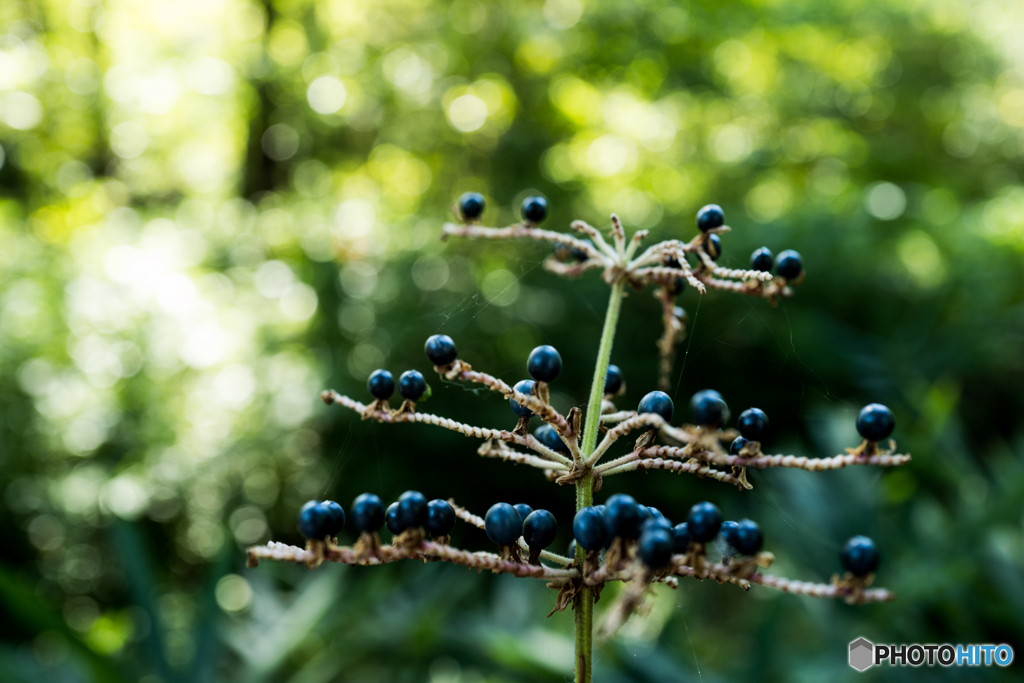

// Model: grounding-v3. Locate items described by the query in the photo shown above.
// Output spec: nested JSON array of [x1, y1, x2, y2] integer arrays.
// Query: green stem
[[574, 279, 626, 683], [581, 280, 626, 457]]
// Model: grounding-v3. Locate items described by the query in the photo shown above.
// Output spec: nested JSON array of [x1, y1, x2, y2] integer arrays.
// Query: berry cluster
[[249, 193, 908, 679], [366, 368, 429, 403], [299, 491, 457, 541], [458, 192, 549, 225]]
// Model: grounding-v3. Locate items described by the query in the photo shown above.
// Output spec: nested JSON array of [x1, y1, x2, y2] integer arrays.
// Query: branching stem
[[575, 278, 626, 683]]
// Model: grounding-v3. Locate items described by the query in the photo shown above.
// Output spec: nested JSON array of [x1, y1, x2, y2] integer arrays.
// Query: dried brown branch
[[641, 445, 912, 471], [246, 540, 579, 580], [597, 456, 747, 488], [321, 389, 573, 469]]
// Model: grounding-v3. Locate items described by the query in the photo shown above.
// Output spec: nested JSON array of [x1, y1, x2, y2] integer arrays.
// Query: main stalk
[[574, 279, 625, 683]]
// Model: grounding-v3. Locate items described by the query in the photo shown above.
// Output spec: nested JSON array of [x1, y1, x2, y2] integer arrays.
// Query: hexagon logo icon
[[849, 637, 874, 672]]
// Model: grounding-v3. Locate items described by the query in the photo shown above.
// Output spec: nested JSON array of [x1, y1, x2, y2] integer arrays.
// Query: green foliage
[[1, 0, 1022, 680]]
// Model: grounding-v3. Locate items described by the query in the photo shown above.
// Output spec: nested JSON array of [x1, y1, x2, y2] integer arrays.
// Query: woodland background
[[1, 0, 1023, 681]]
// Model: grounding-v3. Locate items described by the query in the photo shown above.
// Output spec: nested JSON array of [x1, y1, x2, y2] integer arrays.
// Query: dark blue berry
[[733, 519, 763, 556], [647, 507, 665, 520], [571, 239, 593, 261], [485, 503, 522, 545], [367, 369, 394, 400], [605, 493, 640, 539], [554, 238, 593, 263], [690, 389, 729, 427], [397, 490, 427, 529], [642, 514, 673, 535], [704, 233, 722, 261], [638, 390, 673, 423], [604, 364, 624, 395], [696, 204, 725, 232], [750, 247, 774, 272], [638, 527, 674, 568], [687, 501, 723, 543], [841, 535, 880, 577], [351, 493, 385, 533], [535, 424, 568, 453], [513, 504, 533, 526], [426, 499, 455, 537], [509, 379, 536, 417], [527, 345, 562, 383], [458, 192, 485, 220], [593, 505, 612, 549], [636, 504, 652, 529], [385, 502, 405, 535], [573, 507, 609, 551], [523, 510, 557, 551], [424, 334, 458, 366], [720, 520, 739, 548], [776, 249, 803, 280], [521, 196, 548, 223], [298, 500, 332, 540], [398, 370, 427, 401], [737, 408, 769, 441], [673, 523, 690, 554], [324, 500, 346, 536], [857, 403, 895, 442], [730, 436, 748, 455]]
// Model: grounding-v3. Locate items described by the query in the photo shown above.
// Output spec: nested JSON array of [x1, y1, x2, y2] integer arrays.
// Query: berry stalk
[[575, 278, 626, 683]]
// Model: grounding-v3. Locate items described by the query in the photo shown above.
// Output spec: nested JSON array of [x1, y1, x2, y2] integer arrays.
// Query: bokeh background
[[2, 0, 1023, 681]]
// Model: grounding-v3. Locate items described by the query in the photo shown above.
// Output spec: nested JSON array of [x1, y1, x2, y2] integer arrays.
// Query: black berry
[[704, 233, 723, 260], [730, 436, 748, 455], [535, 424, 568, 453], [750, 247, 774, 272], [573, 507, 609, 551], [485, 503, 522, 545], [690, 389, 729, 427], [841, 535, 880, 577], [521, 196, 548, 223], [397, 490, 427, 529], [687, 501, 723, 543], [673, 523, 690, 554], [510, 379, 536, 417], [367, 369, 394, 400], [426, 499, 456, 537], [298, 500, 332, 540], [696, 204, 725, 231], [638, 390, 673, 423], [857, 403, 895, 442], [513, 504, 533, 526], [385, 502, 405, 535], [642, 514, 673, 535], [604, 364, 624, 395], [733, 519, 763, 556], [737, 408, 769, 441], [523, 510, 557, 552], [528, 345, 562, 383], [351, 493, 385, 533], [324, 500, 346, 536], [638, 527, 674, 568], [776, 249, 803, 280], [458, 191, 485, 220], [424, 334, 458, 366], [605, 493, 640, 539], [720, 520, 739, 548], [398, 370, 427, 401]]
